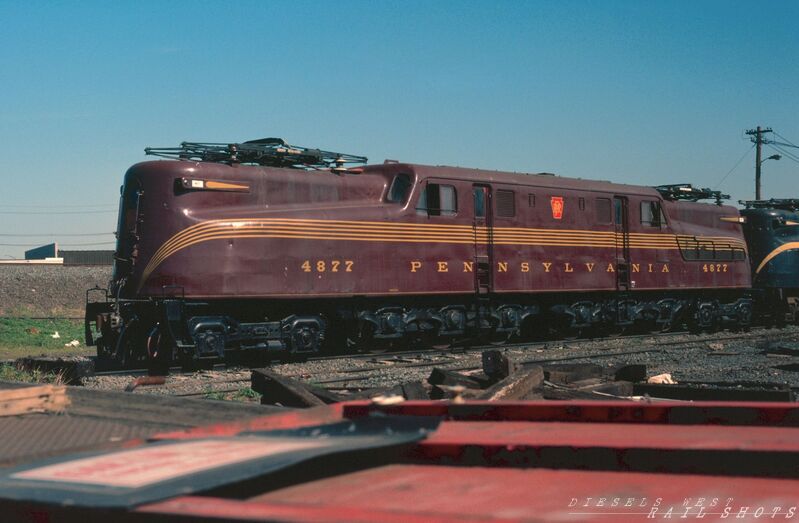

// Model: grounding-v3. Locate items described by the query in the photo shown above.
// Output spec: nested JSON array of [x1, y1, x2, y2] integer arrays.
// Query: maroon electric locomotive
[[85, 138, 753, 367]]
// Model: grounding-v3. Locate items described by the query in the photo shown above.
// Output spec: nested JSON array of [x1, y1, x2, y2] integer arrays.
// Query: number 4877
[[301, 260, 354, 273]]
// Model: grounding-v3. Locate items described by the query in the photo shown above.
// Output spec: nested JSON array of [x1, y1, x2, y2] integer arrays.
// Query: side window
[[528, 194, 536, 207], [386, 174, 412, 203], [596, 198, 612, 224], [496, 190, 515, 218], [615, 198, 624, 224], [473, 188, 486, 218], [641, 200, 665, 227], [417, 183, 457, 216], [678, 238, 746, 262]]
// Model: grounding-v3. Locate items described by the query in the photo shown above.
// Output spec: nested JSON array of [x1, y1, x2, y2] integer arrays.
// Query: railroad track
[[307, 333, 784, 385], [106, 327, 799, 399], [167, 328, 799, 396], [92, 326, 795, 380], [90, 330, 674, 377]]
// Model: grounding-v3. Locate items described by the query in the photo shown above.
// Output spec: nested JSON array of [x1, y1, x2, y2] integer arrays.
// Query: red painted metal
[[244, 465, 799, 521], [341, 399, 799, 426], [153, 400, 799, 442], [117, 160, 750, 299], [137, 496, 478, 523], [8, 399, 799, 522]]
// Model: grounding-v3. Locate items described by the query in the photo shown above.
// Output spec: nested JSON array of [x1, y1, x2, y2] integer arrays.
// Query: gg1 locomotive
[[86, 138, 776, 368], [741, 198, 799, 324]]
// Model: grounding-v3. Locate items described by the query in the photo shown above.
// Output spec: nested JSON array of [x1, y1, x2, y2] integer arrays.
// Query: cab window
[[386, 173, 412, 204], [417, 183, 457, 216], [641, 200, 665, 227]]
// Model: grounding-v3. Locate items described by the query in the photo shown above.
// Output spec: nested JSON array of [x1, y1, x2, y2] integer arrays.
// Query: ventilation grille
[[496, 190, 515, 217]]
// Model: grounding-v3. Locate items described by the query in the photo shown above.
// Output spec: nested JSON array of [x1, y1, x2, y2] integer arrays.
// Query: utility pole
[[746, 126, 773, 200]]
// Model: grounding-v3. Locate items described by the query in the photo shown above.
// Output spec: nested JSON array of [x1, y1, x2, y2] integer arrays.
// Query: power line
[[0, 204, 117, 209], [769, 143, 799, 164], [715, 144, 755, 188], [0, 232, 114, 237], [0, 209, 117, 215], [0, 241, 115, 247], [773, 131, 799, 148], [770, 143, 799, 161]]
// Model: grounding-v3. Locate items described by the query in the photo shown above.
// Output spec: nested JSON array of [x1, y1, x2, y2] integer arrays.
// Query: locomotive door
[[614, 196, 631, 290], [472, 185, 493, 293]]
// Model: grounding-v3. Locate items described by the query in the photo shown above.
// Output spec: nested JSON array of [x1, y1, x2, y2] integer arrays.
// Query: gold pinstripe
[[138, 218, 748, 288], [755, 242, 799, 274]]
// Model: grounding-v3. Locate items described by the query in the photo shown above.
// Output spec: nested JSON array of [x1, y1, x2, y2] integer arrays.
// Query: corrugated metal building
[[21, 244, 114, 266], [59, 250, 114, 266]]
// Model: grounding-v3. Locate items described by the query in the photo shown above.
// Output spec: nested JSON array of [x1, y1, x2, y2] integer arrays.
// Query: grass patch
[[203, 387, 261, 403], [232, 387, 259, 401], [0, 362, 66, 384], [0, 318, 94, 359], [203, 389, 228, 401]]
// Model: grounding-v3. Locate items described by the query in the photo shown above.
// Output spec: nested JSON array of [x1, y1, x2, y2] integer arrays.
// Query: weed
[[233, 387, 259, 400], [0, 363, 66, 385], [203, 389, 228, 401]]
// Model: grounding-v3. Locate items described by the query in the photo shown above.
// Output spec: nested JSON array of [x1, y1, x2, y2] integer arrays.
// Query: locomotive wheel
[[114, 319, 147, 369], [146, 324, 172, 375], [488, 331, 514, 346], [691, 303, 719, 334]]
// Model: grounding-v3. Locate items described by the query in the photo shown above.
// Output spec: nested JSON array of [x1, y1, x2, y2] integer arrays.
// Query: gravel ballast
[[82, 326, 799, 399]]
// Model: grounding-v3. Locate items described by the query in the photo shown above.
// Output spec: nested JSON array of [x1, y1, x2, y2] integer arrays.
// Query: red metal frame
[[7, 400, 799, 522]]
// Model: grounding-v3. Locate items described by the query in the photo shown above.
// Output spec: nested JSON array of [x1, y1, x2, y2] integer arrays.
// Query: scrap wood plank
[[252, 369, 343, 408], [543, 363, 603, 384], [428, 368, 484, 389], [476, 366, 544, 401], [632, 383, 794, 402], [481, 350, 519, 380], [0, 384, 69, 417]]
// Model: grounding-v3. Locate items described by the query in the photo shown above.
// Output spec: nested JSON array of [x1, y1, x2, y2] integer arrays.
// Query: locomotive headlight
[[720, 216, 746, 224]]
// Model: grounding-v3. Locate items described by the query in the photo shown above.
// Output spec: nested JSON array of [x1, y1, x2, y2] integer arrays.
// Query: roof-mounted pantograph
[[740, 199, 799, 211], [145, 138, 368, 171], [655, 184, 729, 205]]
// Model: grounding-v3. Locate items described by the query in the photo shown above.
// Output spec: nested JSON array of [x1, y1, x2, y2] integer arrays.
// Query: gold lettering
[[520, 262, 530, 273], [606, 263, 615, 273], [410, 261, 422, 272], [585, 262, 595, 272], [498, 262, 508, 273], [632, 263, 640, 273], [648, 263, 654, 273], [437, 261, 449, 272], [463, 261, 473, 272], [662, 264, 670, 273], [564, 262, 574, 273], [542, 262, 552, 272]]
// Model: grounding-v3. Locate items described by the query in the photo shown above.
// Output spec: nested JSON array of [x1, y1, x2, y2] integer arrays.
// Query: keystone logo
[[551, 196, 564, 219]]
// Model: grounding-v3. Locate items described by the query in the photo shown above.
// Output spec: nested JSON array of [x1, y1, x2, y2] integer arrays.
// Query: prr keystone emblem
[[551, 196, 564, 219]]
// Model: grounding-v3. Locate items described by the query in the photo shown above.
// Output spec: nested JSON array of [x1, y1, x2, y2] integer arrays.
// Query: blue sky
[[1, 0, 797, 258]]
